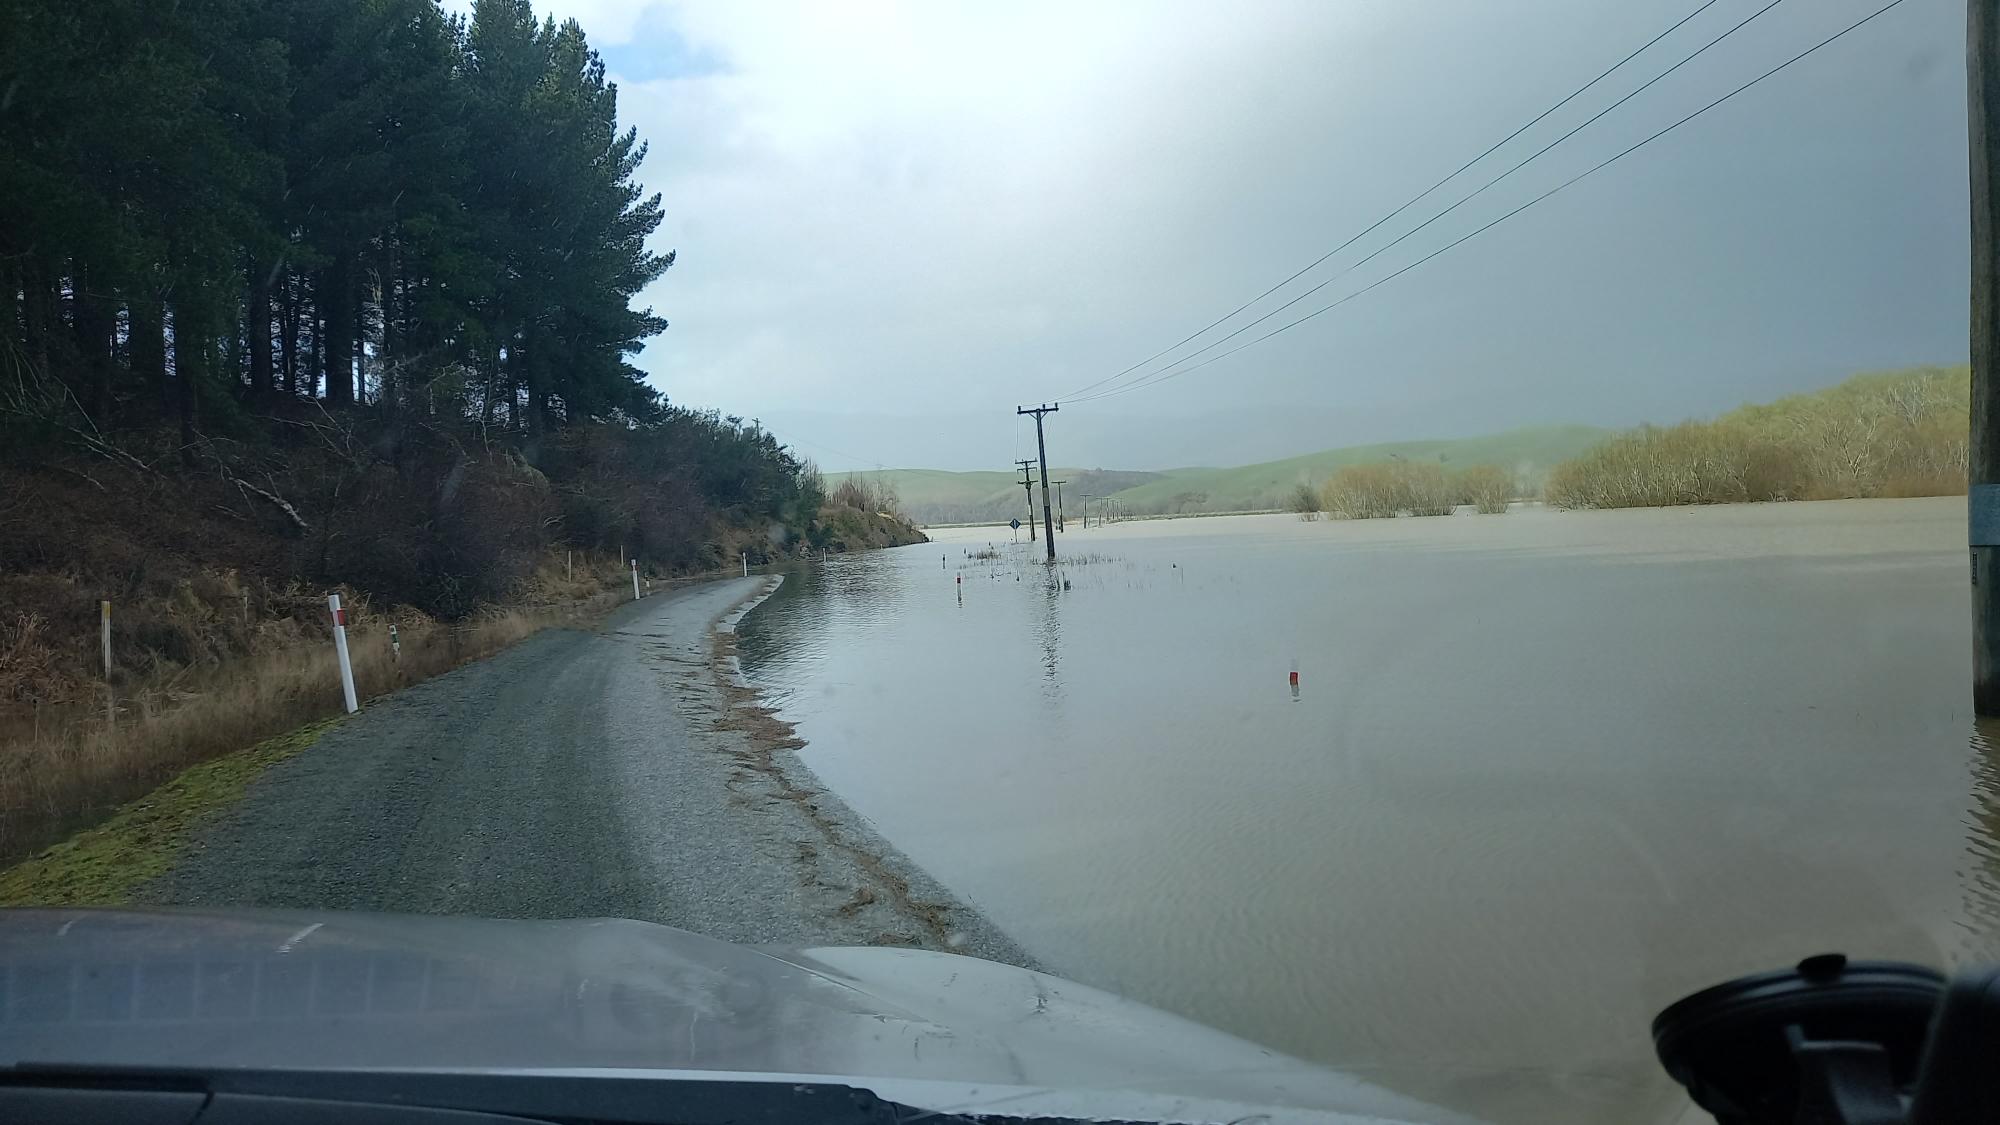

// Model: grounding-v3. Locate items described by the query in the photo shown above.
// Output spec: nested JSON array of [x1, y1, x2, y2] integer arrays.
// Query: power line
[[1072, 0, 1789, 406], [1070, 0, 1909, 406], [1056, 0, 1726, 402]]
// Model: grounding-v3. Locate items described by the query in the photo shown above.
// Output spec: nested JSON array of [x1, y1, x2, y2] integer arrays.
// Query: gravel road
[[142, 577, 1030, 963]]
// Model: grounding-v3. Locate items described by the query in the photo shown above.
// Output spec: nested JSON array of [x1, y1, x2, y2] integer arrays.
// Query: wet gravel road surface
[[142, 577, 1028, 962]]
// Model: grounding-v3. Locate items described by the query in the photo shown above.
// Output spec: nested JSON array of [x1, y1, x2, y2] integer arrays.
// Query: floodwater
[[734, 498, 2000, 1123]]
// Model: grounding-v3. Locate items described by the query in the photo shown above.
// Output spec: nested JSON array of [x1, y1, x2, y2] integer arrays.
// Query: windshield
[[0, 1, 1981, 1123]]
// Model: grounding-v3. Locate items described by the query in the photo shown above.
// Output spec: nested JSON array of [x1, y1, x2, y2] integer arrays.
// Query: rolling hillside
[[833, 425, 1610, 524], [826, 468, 1165, 525], [1108, 425, 1611, 514]]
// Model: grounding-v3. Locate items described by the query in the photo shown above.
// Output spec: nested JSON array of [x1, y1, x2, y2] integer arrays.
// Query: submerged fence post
[[328, 594, 358, 714]]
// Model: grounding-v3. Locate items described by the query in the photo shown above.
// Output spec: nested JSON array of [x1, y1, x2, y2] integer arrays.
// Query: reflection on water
[[1961, 719, 2000, 959], [735, 499, 1994, 1124], [1036, 572, 1061, 693]]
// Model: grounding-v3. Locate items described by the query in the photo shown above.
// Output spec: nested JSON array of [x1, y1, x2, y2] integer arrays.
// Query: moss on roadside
[[0, 718, 341, 907]]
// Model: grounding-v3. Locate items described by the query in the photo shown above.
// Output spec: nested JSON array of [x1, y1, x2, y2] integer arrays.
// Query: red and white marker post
[[328, 594, 358, 714]]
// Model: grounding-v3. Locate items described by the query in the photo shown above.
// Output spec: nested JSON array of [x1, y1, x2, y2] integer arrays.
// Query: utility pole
[[1015, 459, 1037, 541], [1017, 404, 1059, 561], [1053, 479, 1068, 531], [1974, 0, 2000, 713]]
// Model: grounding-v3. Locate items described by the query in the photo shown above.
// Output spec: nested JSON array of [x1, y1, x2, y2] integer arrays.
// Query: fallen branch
[[196, 437, 312, 535], [235, 475, 310, 534]]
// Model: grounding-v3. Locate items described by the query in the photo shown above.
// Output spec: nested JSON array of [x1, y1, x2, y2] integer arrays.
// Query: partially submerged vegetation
[[1547, 366, 1967, 509], [847, 429, 1604, 524], [1316, 461, 1514, 519]]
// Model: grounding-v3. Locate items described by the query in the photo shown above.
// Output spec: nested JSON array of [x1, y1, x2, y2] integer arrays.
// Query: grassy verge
[[0, 585, 628, 865], [0, 718, 340, 906]]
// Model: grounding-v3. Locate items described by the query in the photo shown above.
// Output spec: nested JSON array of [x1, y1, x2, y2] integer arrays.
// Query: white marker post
[[389, 622, 401, 662], [631, 558, 641, 601], [328, 594, 358, 714], [100, 600, 111, 678], [741, 552, 748, 577]]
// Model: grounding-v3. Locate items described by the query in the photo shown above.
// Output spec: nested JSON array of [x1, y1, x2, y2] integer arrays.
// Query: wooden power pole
[[1018, 404, 1059, 561], [1974, 0, 2000, 713], [1015, 459, 1037, 541]]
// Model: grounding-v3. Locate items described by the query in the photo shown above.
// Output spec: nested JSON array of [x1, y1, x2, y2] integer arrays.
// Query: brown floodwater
[[735, 497, 1999, 1123]]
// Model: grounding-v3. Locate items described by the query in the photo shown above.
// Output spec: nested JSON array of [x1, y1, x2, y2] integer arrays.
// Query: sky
[[463, 0, 1968, 472]]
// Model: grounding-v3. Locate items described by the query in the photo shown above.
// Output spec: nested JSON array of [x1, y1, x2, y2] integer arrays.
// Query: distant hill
[[1107, 425, 1611, 515], [834, 425, 1610, 524], [827, 467, 1165, 525]]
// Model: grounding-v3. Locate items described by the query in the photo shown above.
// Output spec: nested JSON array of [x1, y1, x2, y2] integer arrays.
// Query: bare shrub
[[1457, 465, 1512, 514], [1287, 482, 1321, 520], [1321, 461, 1461, 517], [1549, 367, 1967, 510], [1321, 464, 1400, 519], [1398, 463, 1457, 516]]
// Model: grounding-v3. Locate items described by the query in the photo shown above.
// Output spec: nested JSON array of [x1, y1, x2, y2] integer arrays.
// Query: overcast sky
[[477, 0, 1968, 471]]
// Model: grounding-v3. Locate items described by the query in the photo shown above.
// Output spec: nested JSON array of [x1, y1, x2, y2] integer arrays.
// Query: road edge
[[702, 574, 1040, 968]]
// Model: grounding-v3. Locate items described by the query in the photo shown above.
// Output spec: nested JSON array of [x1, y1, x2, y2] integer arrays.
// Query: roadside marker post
[[100, 600, 111, 678], [742, 552, 748, 577], [328, 594, 358, 714], [632, 559, 641, 601], [389, 622, 401, 661]]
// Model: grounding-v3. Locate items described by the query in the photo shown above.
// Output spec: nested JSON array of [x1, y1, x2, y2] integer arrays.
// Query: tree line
[[2, 0, 679, 446], [2, 0, 842, 617]]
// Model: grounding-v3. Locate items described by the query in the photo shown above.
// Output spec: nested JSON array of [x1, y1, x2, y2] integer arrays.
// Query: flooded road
[[735, 498, 1996, 1122]]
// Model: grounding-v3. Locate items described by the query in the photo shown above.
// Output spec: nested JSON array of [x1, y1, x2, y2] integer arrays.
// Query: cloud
[[468, 0, 1968, 471]]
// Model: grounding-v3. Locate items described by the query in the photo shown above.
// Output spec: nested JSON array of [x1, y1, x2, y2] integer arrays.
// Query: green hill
[[836, 426, 1610, 524], [1105, 425, 1611, 514], [826, 468, 1164, 525]]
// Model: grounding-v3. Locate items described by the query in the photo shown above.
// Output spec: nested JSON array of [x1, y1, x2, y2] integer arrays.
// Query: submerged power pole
[[1974, 0, 2000, 713], [1053, 480, 1068, 532], [1018, 404, 1059, 561], [1015, 459, 1037, 541]]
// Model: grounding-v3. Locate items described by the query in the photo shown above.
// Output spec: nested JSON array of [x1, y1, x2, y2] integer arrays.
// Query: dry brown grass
[[0, 583, 627, 864]]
